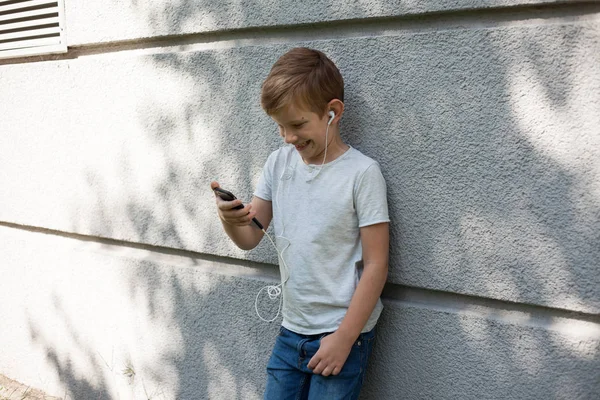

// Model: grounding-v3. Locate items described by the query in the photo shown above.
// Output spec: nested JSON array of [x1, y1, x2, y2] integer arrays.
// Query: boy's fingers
[[241, 212, 257, 224], [233, 205, 252, 216], [220, 208, 255, 226], [230, 210, 255, 223], [307, 355, 319, 370], [217, 199, 243, 211], [228, 214, 255, 226], [312, 360, 326, 375]]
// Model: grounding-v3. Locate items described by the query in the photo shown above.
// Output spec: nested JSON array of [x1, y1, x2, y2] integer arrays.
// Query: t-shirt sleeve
[[254, 151, 276, 201], [354, 162, 390, 228]]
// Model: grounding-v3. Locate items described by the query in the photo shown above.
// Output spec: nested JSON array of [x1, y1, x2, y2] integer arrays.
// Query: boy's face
[[270, 103, 332, 164]]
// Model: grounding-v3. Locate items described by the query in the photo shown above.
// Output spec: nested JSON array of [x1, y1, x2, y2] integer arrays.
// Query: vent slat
[[0, 35, 58, 51], [0, 42, 61, 58], [0, 0, 34, 4], [0, 0, 65, 60], [0, 15, 57, 31], [0, 0, 57, 14], [0, 1, 30, 7], [0, 8, 56, 23], [0, 25, 58, 41]]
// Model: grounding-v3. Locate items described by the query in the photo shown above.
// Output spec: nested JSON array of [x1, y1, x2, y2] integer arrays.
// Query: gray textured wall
[[1, 1, 599, 399]]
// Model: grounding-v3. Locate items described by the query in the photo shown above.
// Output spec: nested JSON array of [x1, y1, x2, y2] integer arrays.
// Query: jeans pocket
[[357, 328, 376, 373]]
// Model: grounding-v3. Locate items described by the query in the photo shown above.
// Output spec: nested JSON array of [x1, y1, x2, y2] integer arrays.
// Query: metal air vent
[[0, 0, 66, 60]]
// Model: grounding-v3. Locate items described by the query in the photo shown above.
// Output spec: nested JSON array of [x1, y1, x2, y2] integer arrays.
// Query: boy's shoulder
[[344, 146, 380, 168], [333, 147, 383, 180]]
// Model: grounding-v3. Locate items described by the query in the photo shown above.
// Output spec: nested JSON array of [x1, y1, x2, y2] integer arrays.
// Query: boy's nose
[[282, 130, 297, 144]]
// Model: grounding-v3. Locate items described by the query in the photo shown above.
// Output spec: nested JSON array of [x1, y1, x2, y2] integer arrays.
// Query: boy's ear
[[327, 99, 344, 123]]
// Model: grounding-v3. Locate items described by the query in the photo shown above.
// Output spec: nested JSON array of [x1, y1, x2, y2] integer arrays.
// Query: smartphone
[[213, 187, 244, 210], [213, 187, 264, 230]]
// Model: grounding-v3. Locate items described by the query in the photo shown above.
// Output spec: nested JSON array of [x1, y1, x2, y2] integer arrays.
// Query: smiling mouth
[[294, 140, 310, 150]]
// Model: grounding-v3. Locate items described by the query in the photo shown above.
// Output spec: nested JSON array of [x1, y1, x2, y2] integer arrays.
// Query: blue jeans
[[264, 326, 376, 400]]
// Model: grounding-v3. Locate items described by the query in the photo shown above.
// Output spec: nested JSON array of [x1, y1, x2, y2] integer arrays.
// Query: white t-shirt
[[254, 145, 390, 334]]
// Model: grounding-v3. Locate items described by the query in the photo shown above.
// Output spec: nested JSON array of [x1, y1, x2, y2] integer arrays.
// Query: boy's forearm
[[220, 220, 263, 250], [335, 262, 388, 343]]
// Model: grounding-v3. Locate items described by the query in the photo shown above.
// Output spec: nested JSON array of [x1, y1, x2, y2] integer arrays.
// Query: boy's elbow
[[364, 261, 389, 276], [235, 232, 263, 251], [378, 263, 389, 280], [237, 242, 257, 251], [364, 261, 389, 280]]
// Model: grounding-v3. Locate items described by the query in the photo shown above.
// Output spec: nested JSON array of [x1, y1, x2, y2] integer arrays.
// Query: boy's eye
[[292, 123, 305, 128]]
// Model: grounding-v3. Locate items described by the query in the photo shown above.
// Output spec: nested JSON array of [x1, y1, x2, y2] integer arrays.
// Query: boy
[[211, 47, 389, 399]]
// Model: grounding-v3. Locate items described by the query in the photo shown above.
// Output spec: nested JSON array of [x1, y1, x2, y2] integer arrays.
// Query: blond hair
[[261, 47, 344, 117]]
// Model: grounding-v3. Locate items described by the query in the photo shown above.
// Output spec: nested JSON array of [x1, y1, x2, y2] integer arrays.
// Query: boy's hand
[[211, 181, 257, 226], [307, 331, 354, 376]]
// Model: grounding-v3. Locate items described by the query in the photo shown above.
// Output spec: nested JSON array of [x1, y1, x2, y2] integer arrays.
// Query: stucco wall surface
[[66, 0, 573, 46], [0, 226, 277, 399], [1, 21, 599, 313], [2, 226, 598, 399], [1, 0, 599, 399]]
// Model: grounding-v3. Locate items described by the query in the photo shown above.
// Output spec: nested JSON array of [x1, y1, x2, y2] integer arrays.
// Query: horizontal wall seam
[[1, 2, 599, 66], [0, 220, 275, 276], [382, 286, 600, 339], [2, 220, 599, 333]]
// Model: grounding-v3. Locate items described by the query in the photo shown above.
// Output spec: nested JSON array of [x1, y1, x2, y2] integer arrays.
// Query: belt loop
[[297, 337, 309, 353]]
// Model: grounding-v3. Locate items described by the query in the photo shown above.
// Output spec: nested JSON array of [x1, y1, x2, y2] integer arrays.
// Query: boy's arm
[[211, 181, 273, 250], [308, 222, 389, 376]]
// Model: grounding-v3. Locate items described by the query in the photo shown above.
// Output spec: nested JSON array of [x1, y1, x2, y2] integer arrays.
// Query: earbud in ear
[[328, 111, 335, 125]]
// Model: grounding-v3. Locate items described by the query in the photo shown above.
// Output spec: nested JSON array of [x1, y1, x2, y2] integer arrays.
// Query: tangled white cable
[[254, 228, 290, 322]]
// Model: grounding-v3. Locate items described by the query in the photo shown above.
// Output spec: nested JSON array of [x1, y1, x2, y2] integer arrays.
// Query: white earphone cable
[[309, 116, 331, 181], [254, 228, 290, 322], [254, 111, 334, 322]]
